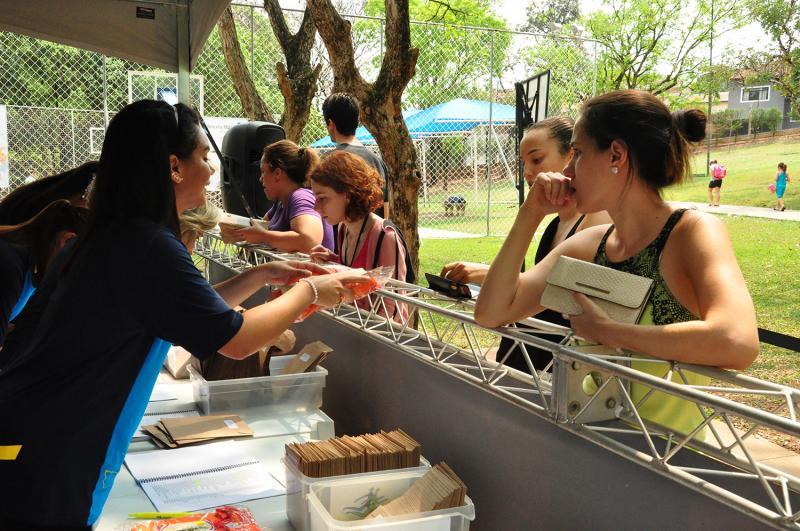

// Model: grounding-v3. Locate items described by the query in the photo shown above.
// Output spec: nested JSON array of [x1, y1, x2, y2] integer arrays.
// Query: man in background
[[322, 93, 389, 218]]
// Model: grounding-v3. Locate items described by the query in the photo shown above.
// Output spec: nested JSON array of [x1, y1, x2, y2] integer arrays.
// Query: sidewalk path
[[419, 226, 483, 239], [670, 201, 800, 222]]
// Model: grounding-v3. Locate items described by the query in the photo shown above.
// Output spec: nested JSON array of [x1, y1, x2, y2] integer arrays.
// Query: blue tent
[[310, 98, 515, 148]]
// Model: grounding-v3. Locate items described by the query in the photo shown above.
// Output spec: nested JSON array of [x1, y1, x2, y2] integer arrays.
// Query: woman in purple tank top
[[219, 140, 334, 252]]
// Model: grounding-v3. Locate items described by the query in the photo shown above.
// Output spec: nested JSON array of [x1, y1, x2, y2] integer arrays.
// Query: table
[[95, 435, 305, 530], [95, 370, 334, 530]]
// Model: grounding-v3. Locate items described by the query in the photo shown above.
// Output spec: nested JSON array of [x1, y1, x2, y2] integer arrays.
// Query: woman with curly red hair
[[309, 151, 407, 321]]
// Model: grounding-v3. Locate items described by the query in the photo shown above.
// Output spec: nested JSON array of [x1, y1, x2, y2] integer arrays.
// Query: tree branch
[[217, 6, 274, 122]]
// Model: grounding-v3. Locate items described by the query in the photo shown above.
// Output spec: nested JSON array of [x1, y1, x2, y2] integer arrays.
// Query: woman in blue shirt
[[0, 100, 363, 530], [0, 199, 86, 346]]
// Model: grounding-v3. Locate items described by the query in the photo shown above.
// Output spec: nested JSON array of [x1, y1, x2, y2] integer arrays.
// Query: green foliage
[[711, 109, 745, 138], [585, 0, 743, 96], [360, 0, 511, 108], [521, 37, 594, 116], [748, 108, 783, 134], [519, 0, 580, 33], [744, 0, 800, 118], [0, 32, 105, 109], [765, 107, 783, 132]]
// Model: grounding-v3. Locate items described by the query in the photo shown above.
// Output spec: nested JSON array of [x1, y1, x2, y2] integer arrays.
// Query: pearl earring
[[610, 167, 618, 174]]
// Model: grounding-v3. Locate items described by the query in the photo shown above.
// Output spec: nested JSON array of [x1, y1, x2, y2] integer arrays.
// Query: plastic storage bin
[[285, 457, 431, 531], [188, 355, 326, 414], [306, 469, 475, 531]]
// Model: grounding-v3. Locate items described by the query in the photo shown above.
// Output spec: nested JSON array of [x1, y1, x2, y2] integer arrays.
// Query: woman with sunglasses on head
[[475, 90, 758, 437], [0, 101, 364, 530]]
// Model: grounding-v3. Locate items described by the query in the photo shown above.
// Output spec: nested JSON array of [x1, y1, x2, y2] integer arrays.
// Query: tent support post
[[473, 133, 478, 204], [491, 126, 515, 187], [421, 140, 428, 206], [176, 1, 191, 104]]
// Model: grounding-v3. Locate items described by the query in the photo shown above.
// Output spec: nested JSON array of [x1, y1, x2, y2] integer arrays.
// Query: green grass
[[666, 138, 799, 209]]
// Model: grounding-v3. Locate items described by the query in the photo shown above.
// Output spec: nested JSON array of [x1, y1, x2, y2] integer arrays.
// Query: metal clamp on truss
[[553, 344, 630, 424]]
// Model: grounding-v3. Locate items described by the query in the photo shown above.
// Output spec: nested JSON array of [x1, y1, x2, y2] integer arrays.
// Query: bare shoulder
[[579, 211, 613, 230], [671, 208, 727, 243], [554, 223, 611, 261]]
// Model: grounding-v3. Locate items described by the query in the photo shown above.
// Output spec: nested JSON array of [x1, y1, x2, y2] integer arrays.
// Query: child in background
[[774, 162, 791, 211], [707, 159, 726, 207]]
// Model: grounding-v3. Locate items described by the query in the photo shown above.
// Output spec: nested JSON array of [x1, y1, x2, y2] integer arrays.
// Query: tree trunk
[[263, 1, 321, 142], [217, 7, 274, 122], [307, 0, 422, 275]]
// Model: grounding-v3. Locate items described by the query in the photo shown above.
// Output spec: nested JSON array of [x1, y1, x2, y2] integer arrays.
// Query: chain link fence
[[0, 4, 598, 235]]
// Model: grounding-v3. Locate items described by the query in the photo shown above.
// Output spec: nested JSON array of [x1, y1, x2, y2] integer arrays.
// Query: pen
[[127, 512, 195, 519]]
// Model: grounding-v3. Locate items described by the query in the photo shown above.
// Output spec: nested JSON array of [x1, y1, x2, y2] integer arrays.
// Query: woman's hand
[[259, 260, 330, 286], [309, 244, 338, 264], [305, 269, 367, 307], [523, 172, 575, 214], [440, 261, 488, 284], [566, 293, 621, 348], [219, 223, 269, 244]]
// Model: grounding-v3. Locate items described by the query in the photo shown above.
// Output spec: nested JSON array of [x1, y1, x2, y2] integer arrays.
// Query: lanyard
[[343, 216, 369, 267]]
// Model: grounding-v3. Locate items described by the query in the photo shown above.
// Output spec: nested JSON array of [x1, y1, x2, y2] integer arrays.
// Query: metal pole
[[250, 6, 255, 79], [485, 30, 495, 236], [706, 0, 714, 176], [176, 0, 191, 104], [102, 55, 109, 127], [70, 109, 77, 167], [592, 41, 598, 96]]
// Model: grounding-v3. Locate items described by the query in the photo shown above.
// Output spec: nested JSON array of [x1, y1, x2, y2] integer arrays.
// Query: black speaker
[[221, 122, 285, 218]]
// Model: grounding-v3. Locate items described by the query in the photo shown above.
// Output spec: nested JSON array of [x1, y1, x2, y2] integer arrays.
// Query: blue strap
[[10, 272, 35, 321], [86, 337, 172, 524]]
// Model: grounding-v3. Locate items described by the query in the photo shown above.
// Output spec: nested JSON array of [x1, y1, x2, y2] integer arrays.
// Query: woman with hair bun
[[219, 140, 334, 253], [476, 90, 758, 437]]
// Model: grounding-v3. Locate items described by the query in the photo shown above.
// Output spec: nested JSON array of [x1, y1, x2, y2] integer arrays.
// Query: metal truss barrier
[[196, 232, 800, 529]]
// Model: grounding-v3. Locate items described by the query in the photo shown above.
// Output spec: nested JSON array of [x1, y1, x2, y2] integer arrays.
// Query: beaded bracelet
[[298, 278, 318, 305]]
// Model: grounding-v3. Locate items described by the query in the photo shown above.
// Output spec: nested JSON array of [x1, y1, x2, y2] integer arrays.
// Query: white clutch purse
[[541, 256, 654, 324]]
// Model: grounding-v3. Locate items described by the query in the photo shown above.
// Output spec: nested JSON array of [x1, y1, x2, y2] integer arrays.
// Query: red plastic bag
[[271, 266, 394, 322], [129, 505, 262, 530]]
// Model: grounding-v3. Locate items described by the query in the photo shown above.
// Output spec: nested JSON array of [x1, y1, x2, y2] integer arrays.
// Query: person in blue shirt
[[0, 100, 364, 530], [0, 199, 87, 346]]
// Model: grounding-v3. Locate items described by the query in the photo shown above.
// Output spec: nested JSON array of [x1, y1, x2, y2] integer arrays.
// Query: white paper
[[148, 384, 179, 402], [134, 409, 199, 438], [125, 440, 285, 512]]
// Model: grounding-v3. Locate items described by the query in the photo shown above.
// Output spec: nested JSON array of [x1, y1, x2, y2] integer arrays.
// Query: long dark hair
[[0, 161, 97, 225], [64, 100, 201, 273], [86, 101, 201, 238], [580, 90, 706, 192], [0, 200, 88, 284]]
